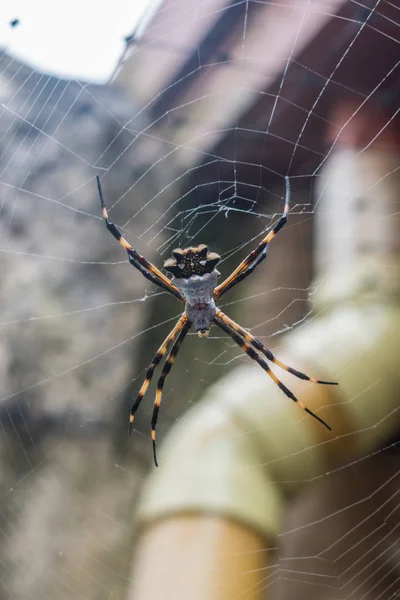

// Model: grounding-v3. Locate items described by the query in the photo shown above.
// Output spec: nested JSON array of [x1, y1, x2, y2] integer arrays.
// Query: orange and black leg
[[215, 310, 338, 386], [97, 176, 183, 301], [129, 314, 189, 435], [215, 176, 290, 300], [151, 319, 192, 466], [214, 312, 331, 431]]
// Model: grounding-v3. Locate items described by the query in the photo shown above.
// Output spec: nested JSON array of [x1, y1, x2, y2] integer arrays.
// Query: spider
[[97, 176, 337, 466]]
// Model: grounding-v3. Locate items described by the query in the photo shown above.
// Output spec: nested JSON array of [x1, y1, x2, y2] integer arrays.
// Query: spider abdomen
[[173, 271, 219, 307], [172, 272, 218, 334]]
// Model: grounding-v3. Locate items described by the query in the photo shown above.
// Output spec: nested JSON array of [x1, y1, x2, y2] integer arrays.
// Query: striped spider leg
[[128, 314, 191, 466], [150, 319, 191, 466], [214, 309, 337, 430], [214, 176, 290, 300], [97, 176, 184, 301]]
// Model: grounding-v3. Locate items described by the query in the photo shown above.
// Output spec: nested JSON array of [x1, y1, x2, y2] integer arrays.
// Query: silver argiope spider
[[97, 176, 337, 466]]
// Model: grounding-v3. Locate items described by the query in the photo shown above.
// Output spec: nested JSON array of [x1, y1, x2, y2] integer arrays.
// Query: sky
[[0, 0, 158, 82]]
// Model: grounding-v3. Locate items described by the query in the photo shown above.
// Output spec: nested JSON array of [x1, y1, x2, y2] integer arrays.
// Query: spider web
[[0, 1, 399, 599]]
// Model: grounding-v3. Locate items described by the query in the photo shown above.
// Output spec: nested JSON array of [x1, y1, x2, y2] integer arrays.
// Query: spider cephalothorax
[[97, 175, 337, 466]]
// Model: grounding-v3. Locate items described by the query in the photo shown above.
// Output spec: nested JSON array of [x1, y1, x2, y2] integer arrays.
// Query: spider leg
[[215, 310, 338, 386], [151, 319, 191, 466], [129, 314, 189, 434], [97, 176, 183, 301], [218, 249, 269, 297], [214, 312, 331, 431], [214, 176, 290, 300]]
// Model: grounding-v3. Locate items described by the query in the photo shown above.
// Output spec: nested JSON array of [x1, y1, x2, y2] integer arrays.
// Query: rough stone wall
[[0, 52, 171, 599]]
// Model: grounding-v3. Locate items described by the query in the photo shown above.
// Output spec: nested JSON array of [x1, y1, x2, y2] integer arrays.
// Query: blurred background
[[0, 1, 399, 599]]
